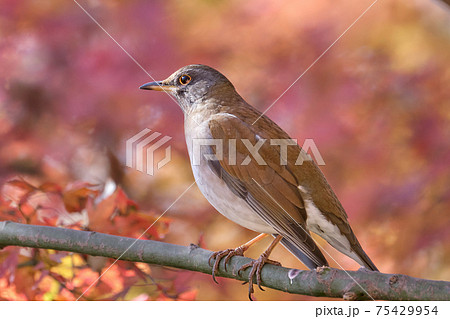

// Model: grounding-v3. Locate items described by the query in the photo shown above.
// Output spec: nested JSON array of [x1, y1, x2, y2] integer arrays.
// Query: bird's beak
[[139, 81, 176, 92]]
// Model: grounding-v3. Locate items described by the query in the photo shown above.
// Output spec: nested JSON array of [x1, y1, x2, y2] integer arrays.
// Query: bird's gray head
[[140, 64, 237, 113]]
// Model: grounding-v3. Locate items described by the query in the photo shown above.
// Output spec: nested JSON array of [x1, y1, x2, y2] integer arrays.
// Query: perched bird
[[140, 64, 378, 299]]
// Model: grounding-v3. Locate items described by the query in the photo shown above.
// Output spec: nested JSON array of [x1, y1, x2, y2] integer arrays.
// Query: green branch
[[0, 221, 448, 300]]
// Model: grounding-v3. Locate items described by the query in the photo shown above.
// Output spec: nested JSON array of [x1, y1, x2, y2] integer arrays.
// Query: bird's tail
[[353, 244, 379, 272], [279, 236, 329, 270]]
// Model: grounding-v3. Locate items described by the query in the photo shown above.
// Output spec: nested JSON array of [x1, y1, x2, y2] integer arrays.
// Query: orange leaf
[[38, 182, 62, 193], [87, 194, 116, 231], [63, 187, 97, 213], [6, 180, 36, 192], [115, 188, 138, 216], [178, 289, 197, 301]]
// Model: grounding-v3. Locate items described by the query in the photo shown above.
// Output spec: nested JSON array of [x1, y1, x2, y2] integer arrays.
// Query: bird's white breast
[[184, 112, 275, 234]]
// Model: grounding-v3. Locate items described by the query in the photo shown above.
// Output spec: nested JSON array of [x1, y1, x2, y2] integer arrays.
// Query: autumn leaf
[[38, 182, 63, 193], [115, 187, 138, 216], [6, 180, 36, 193], [63, 187, 98, 213]]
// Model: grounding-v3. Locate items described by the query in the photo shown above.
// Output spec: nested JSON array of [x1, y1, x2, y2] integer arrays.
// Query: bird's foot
[[208, 246, 246, 283], [238, 252, 281, 300]]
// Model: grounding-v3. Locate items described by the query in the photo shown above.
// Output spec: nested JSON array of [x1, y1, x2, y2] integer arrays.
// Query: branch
[[0, 221, 448, 300]]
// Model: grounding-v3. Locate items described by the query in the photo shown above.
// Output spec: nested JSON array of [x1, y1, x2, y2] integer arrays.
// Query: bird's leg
[[238, 235, 283, 300], [209, 233, 267, 283]]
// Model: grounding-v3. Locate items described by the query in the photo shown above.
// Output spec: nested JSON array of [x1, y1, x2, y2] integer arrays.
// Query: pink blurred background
[[0, 0, 449, 300]]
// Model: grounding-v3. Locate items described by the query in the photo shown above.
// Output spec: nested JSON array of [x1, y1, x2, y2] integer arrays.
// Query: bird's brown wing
[[244, 110, 379, 271], [208, 114, 328, 268], [217, 103, 378, 271]]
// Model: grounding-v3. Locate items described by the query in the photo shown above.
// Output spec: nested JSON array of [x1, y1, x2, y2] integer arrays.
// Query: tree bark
[[0, 221, 448, 300]]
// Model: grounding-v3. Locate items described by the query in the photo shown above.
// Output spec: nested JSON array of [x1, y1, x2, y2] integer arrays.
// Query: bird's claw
[[208, 246, 245, 283], [237, 253, 281, 300]]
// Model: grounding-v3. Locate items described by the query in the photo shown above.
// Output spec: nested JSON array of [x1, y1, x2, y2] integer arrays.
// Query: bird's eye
[[179, 74, 191, 85]]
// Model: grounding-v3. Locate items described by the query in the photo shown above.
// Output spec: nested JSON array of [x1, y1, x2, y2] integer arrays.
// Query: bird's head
[[140, 64, 237, 113]]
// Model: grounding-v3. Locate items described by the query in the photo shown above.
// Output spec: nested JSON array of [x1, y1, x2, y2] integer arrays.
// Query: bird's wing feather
[[233, 109, 379, 271], [208, 114, 328, 268]]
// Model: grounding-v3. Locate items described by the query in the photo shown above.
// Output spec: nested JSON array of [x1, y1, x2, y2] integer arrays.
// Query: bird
[[140, 64, 378, 299]]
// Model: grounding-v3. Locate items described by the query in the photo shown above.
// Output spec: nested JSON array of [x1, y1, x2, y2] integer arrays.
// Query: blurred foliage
[[0, 0, 449, 300]]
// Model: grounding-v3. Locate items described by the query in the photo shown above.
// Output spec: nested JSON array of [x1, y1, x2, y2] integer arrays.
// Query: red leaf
[[178, 289, 197, 301], [63, 187, 98, 212], [6, 180, 36, 192], [38, 182, 62, 193], [115, 188, 138, 216]]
